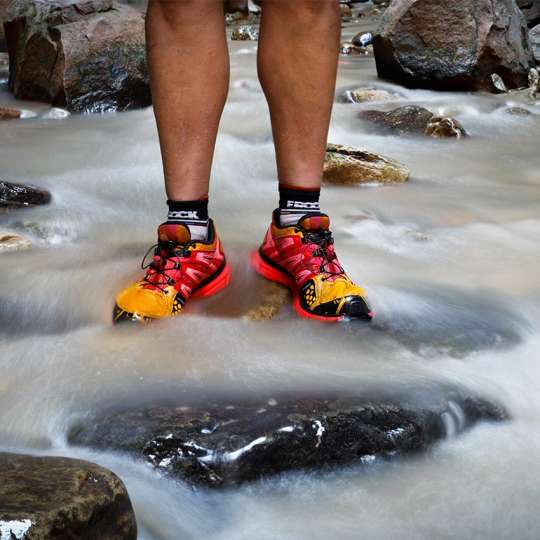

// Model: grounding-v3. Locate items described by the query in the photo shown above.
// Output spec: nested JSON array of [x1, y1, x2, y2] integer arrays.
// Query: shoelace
[[301, 229, 344, 279], [140, 240, 192, 292]]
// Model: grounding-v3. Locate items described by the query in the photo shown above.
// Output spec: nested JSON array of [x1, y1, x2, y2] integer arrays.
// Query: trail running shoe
[[113, 220, 230, 324], [251, 211, 373, 322]]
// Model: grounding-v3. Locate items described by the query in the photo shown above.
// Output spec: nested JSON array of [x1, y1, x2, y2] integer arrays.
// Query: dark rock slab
[[373, 0, 534, 91], [0, 452, 137, 539], [68, 386, 507, 487], [4, 0, 150, 113], [0, 181, 51, 209]]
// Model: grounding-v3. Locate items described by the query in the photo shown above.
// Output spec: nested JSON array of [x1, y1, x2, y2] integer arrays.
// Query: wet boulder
[[0, 181, 51, 210], [518, 0, 540, 27], [68, 385, 506, 487], [373, 0, 534, 91], [359, 105, 467, 138], [4, 0, 150, 113], [324, 143, 409, 184], [0, 452, 137, 539]]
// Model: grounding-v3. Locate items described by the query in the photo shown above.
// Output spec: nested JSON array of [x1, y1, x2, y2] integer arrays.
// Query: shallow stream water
[[1, 18, 540, 540]]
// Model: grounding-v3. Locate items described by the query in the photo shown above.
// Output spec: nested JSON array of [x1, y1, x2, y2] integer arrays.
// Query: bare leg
[[257, 0, 341, 188], [146, 0, 229, 201]]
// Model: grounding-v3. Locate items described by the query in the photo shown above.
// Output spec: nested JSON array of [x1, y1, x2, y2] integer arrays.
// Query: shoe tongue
[[298, 213, 330, 231], [157, 222, 191, 244]]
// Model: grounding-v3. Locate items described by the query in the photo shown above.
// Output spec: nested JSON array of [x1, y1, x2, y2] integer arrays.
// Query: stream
[[1, 16, 540, 540]]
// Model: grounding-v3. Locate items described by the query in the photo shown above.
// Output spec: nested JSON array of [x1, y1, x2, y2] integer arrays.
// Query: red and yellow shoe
[[113, 220, 230, 324], [251, 211, 373, 322]]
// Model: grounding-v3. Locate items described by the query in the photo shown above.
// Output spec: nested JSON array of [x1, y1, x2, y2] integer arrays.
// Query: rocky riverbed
[[1, 1, 540, 539]]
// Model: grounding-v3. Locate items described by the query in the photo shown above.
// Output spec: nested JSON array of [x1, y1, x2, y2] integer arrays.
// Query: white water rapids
[[1, 18, 540, 540]]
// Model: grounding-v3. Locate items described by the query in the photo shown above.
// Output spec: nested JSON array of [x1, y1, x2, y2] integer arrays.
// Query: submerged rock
[[505, 106, 532, 116], [0, 105, 20, 119], [0, 181, 51, 210], [68, 385, 507, 487], [0, 452, 137, 539], [360, 105, 467, 138], [231, 25, 259, 40], [0, 230, 31, 252], [245, 281, 289, 321], [4, 0, 150, 113], [373, 0, 534, 91], [324, 143, 410, 184]]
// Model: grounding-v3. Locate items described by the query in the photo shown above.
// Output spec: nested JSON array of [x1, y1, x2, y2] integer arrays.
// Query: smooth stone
[[231, 25, 259, 40], [4, 0, 150, 113], [0, 452, 137, 539], [491, 73, 508, 93], [338, 87, 398, 103], [0, 106, 21, 119], [0, 230, 31, 252], [373, 0, 534, 91], [323, 143, 409, 184], [67, 385, 507, 487], [0, 181, 51, 209], [352, 31, 373, 48]]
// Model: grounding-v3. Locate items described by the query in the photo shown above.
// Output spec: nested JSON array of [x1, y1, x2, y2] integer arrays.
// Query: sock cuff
[[167, 199, 209, 222], [279, 185, 320, 211]]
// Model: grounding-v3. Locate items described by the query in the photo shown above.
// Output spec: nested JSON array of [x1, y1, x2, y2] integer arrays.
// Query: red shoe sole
[[192, 262, 232, 299], [250, 249, 345, 323]]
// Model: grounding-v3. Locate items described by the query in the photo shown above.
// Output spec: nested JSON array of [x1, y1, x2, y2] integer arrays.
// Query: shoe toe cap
[[340, 295, 373, 321]]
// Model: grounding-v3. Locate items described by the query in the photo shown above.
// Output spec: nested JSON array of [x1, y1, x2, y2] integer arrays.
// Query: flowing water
[[1, 17, 540, 540]]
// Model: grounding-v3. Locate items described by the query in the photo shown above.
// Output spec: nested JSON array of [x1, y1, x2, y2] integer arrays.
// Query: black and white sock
[[278, 184, 321, 226], [167, 199, 209, 242]]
